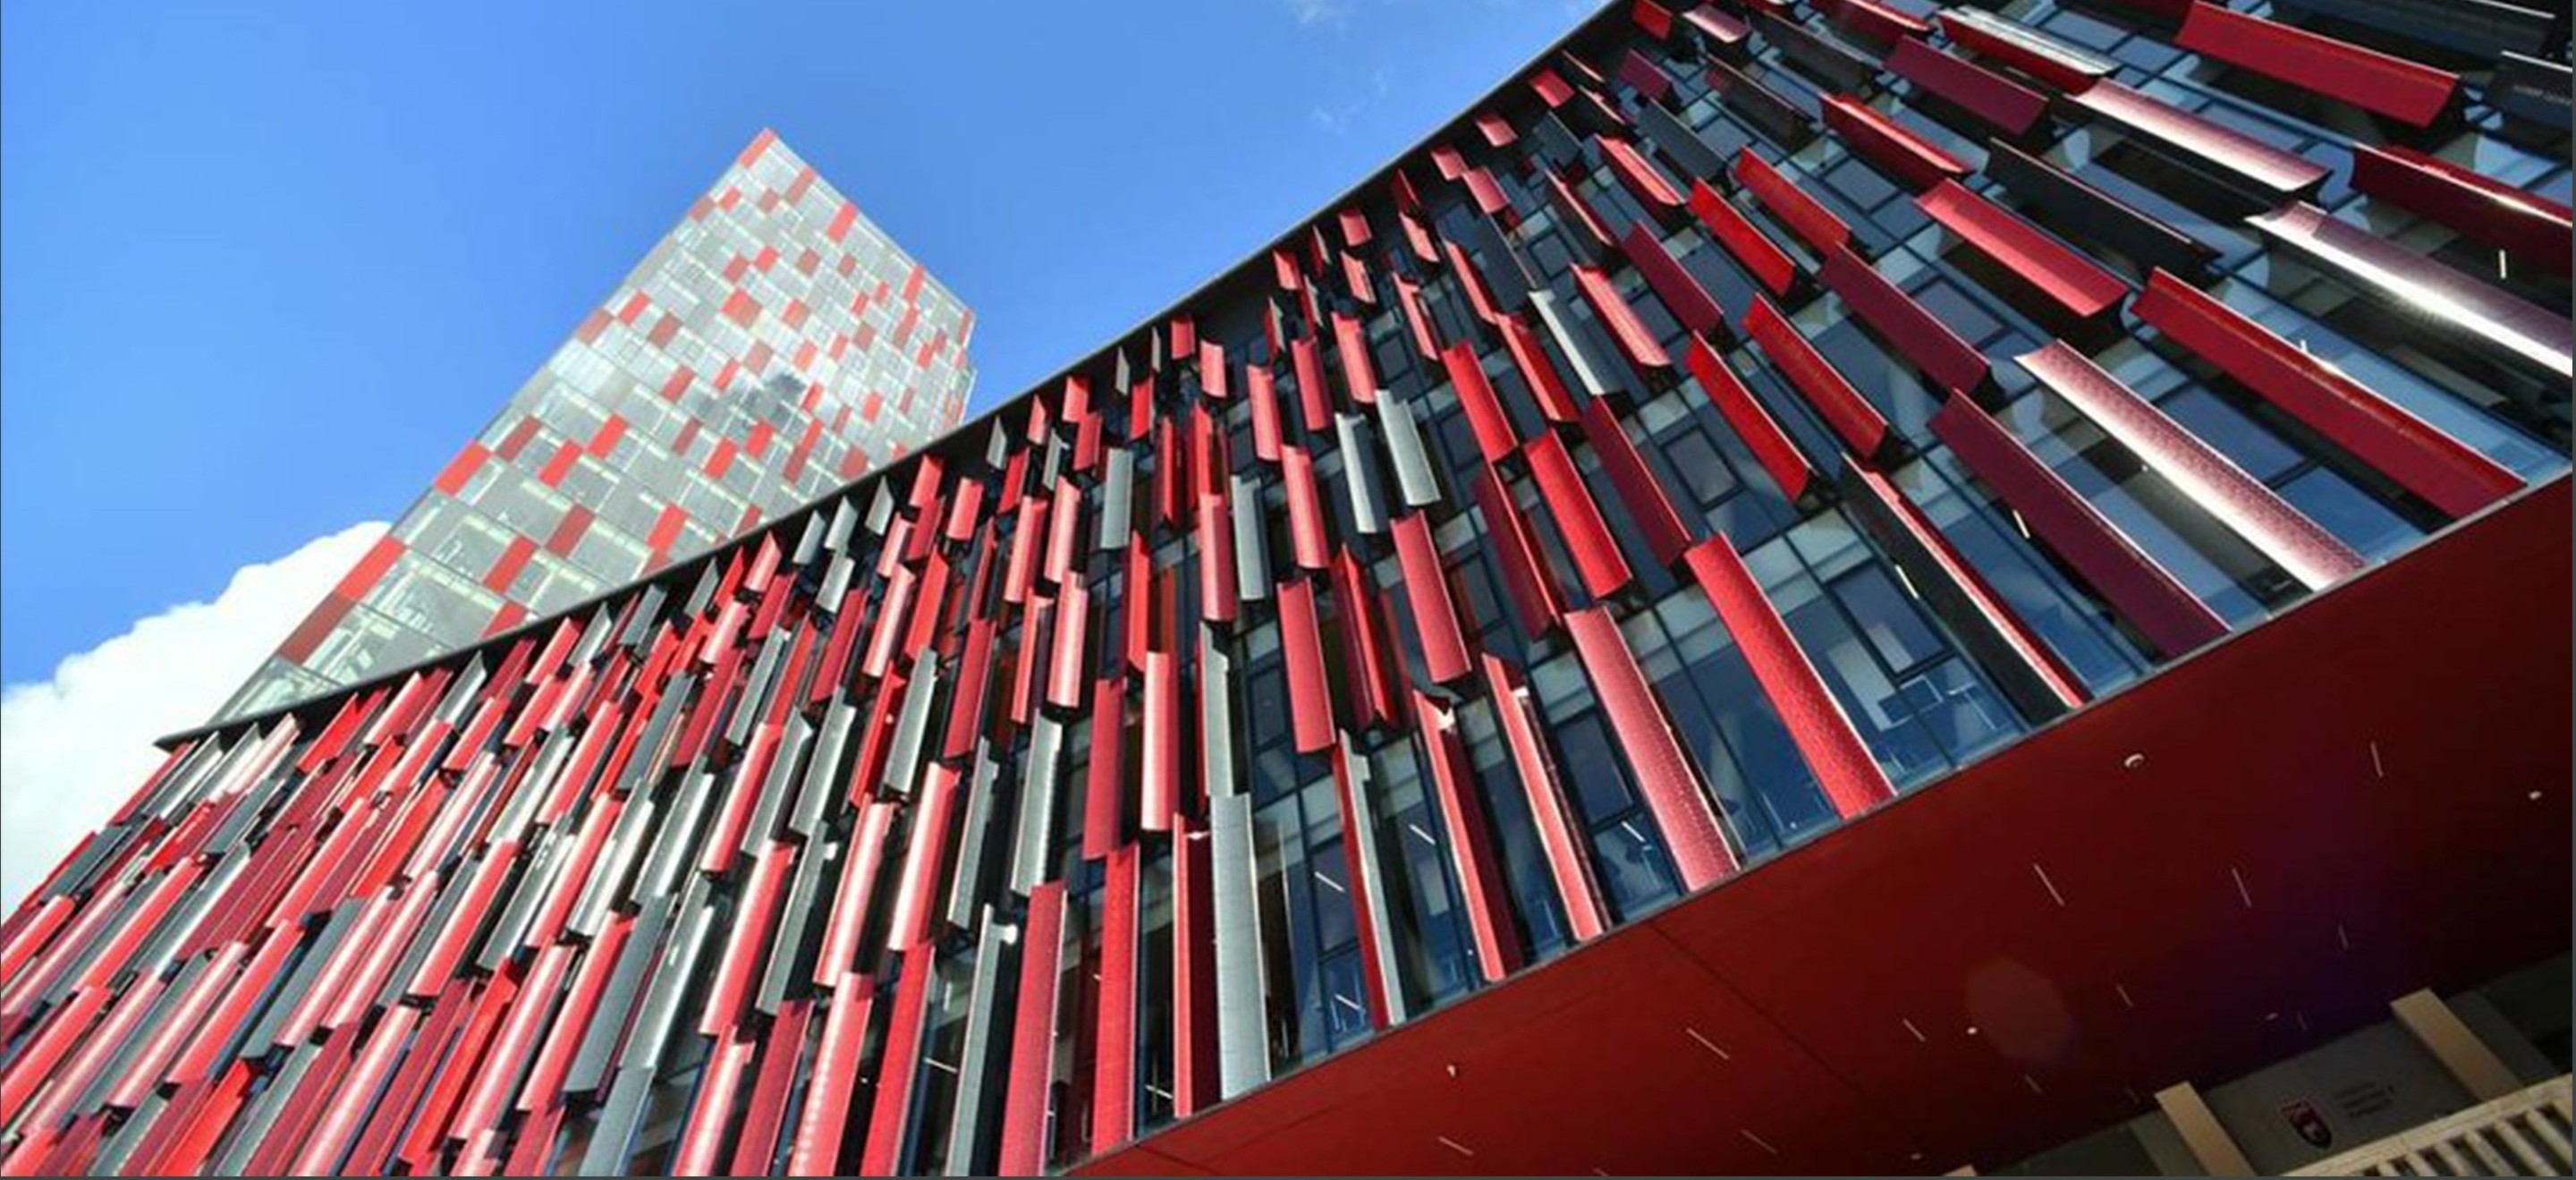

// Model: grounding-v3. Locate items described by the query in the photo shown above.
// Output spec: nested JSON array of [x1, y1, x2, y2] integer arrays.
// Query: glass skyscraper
[[216, 130, 975, 720]]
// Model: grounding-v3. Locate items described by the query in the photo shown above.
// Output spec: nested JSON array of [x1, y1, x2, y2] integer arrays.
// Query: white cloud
[[1282, 0, 1356, 26], [1, 520, 389, 910], [1310, 101, 1366, 133]]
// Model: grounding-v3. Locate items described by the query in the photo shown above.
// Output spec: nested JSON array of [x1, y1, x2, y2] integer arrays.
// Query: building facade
[[215, 130, 976, 722], [4, 0, 2571, 1175]]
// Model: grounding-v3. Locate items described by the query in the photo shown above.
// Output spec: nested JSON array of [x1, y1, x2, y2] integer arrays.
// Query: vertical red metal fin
[[1444, 340, 1521, 465], [1140, 650, 1181, 833], [1577, 396, 1697, 565], [1472, 467, 1566, 638], [860, 947, 938, 1176], [2133, 269, 2521, 519], [726, 997, 814, 1175], [1084, 675, 1130, 857], [1682, 539, 1898, 818], [2020, 341, 2366, 590], [888, 764, 962, 951], [1090, 846, 1140, 1155], [1412, 690, 1524, 981], [1277, 577, 1340, 753], [1745, 294, 1892, 461], [1929, 395, 2229, 658], [1282, 445, 1332, 571], [1171, 819, 1220, 1116], [1685, 335, 1816, 503], [1326, 742, 1397, 1029], [1733, 148, 1852, 256], [1563, 606, 1740, 888], [791, 973, 875, 1175], [1502, 314, 1582, 424], [998, 881, 1066, 1175], [1522, 432, 1635, 598], [1391, 512, 1474, 683], [1049, 582, 1090, 711]]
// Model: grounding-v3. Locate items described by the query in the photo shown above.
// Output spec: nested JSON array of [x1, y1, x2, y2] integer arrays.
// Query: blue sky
[[0, 0, 1590, 685]]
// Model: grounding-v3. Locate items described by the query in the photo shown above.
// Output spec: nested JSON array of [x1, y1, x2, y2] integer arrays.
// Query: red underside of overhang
[[1080, 477, 2573, 1176]]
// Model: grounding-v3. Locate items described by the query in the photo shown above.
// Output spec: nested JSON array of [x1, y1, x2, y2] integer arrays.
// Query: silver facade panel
[[880, 647, 944, 801], [1230, 474, 1273, 601], [1335, 412, 1391, 535], [1208, 792, 1269, 1099], [1375, 391, 1443, 508], [1199, 627, 1239, 802], [1529, 289, 1623, 402], [1097, 447, 1136, 552], [1008, 716, 1065, 895], [941, 913, 1013, 1176]]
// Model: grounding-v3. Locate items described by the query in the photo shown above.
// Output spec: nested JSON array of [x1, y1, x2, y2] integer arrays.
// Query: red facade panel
[[1885, 38, 2046, 134], [1929, 396, 2228, 658], [1917, 181, 2128, 319], [1682, 539, 1896, 818], [1690, 178, 1800, 297], [1412, 691, 1525, 981], [1744, 294, 1892, 460], [2071, 81, 2330, 199], [997, 882, 1066, 1176], [2351, 145, 2572, 276], [1090, 847, 1140, 1156], [1616, 223, 1724, 338], [1276, 577, 1339, 753], [1578, 396, 1695, 566], [1563, 607, 1739, 888], [1085, 675, 1130, 857], [1444, 340, 1521, 465], [2133, 269, 2520, 519], [1821, 95, 1969, 191], [2021, 341, 2366, 590], [2175, 1, 2455, 128], [1523, 432, 1635, 598], [1818, 246, 1986, 395], [860, 947, 937, 1176], [1733, 147, 1851, 256], [1391, 511, 1474, 683]]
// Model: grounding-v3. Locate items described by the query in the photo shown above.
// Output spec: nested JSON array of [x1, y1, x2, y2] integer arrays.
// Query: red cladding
[[2133, 269, 2520, 518], [1599, 136, 1684, 214], [1930, 395, 2228, 658], [434, 443, 491, 495], [1563, 607, 1739, 888], [1523, 432, 1635, 598], [859, 947, 937, 1176], [1818, 246, 1988, 394], [1682, 538, 1896, 819], [1733, 148, 1851, 255], [1745, 295, 1892, 460], [2176, 1, 2455, 128], [1578, 397, 1696, 565], [2351, 145, 2572, 276], [2020, 342, 2365, 590], [1277, 577, 1339, 753], [1690, 179, 1801, 297], [1090, 847, 1141, 1154], [997, 883, 1066, 1175], [1821, 95, 1970, 191], [1473, 467, 1566, 638], [1917, 181, 2128, 319], [1412, 690, 1524, 980], [1885, 39, 2047, 135], [1392, 512, 1474, 684]]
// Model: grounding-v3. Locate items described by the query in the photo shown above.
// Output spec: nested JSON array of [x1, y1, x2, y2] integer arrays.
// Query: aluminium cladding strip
[[0, 0, 2562, 1174]]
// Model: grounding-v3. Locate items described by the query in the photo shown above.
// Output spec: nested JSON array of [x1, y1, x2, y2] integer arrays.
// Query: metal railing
[[2290, 1075, 2572, 1176]]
